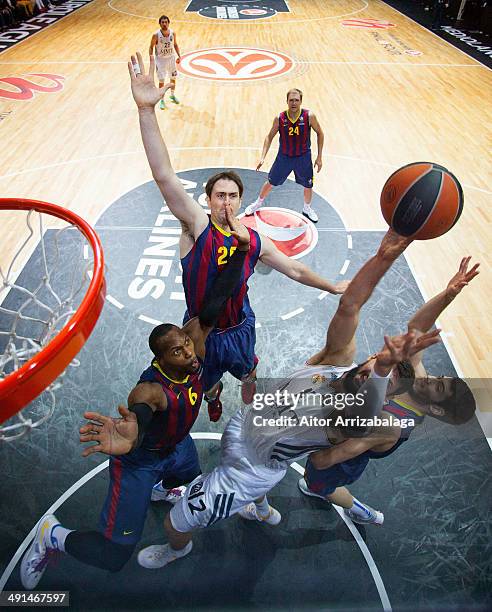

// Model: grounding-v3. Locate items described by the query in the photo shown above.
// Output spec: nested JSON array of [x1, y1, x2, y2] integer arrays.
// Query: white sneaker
[[151, 482, 186, 504], [297, 477, 326, 500], [137, 542, 192, 569], [238, 503, 281, 525], [244, 199, 263, 216], [20, 514, 61, 590], [344, 506, 384, 526], [302, 206, 318, 223]]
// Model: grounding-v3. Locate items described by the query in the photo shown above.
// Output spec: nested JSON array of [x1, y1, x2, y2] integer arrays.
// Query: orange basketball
[[380, 162, 464, 239]]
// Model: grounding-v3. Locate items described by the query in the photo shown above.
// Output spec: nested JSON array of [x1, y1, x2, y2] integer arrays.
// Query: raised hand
[[128, 52, 172, 109], [80, 406, 138, 457], [376, 329, 441, 368], [446, 256, 480, 299], [225, 203, 250, 251]]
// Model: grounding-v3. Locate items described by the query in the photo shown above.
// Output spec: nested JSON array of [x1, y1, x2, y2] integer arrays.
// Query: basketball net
[[0, 201, 105, 441]]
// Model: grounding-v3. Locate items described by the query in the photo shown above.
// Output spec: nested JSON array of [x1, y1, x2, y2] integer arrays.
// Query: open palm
[[128, 52, 171, 109], [80, 406, 139, 457]]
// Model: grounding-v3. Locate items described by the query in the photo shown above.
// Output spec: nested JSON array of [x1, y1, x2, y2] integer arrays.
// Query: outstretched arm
[[310, 329, 441, 468], [307, 229, 412, 366], [128, 52, 208, 237], [310, 112, 324, 173], [407, 257, 479, 366], [79, 383, 165, 457], [256, 116, 279, 171], [183, 205, 250, 358], [259, 235, 349, 294]]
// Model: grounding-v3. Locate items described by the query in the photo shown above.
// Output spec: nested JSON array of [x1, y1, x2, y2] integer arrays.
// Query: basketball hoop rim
[[0, 198, 106, 425]]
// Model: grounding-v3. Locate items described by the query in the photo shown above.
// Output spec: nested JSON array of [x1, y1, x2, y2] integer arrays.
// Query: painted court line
[[0, 434, 392, 612]]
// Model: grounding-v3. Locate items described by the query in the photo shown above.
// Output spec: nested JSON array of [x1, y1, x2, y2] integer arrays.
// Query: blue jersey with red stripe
[[366, 399, 425, 459], [137, 359, 204, 454], [181, 218, 261, 330], [279, 108, 311, 157]]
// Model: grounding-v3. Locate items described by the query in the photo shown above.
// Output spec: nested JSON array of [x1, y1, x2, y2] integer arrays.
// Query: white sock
[[256, 197, 264, 205], [170, 541, 193, 558], [303, 203, 312, 210], [349, 498, 374, 520], [49, 525, 73, 552], [254, 496, 270, 517]]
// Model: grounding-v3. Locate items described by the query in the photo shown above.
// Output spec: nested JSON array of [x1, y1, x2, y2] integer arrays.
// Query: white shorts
[[170, 407, 287, 533], [156, 56, 177, 81]]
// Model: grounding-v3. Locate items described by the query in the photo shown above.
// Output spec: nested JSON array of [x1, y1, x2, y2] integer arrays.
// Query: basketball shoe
[[238, 503, 281, 525], [302, 205, 318, 223], [151, 483, 187, 504], [138, 542, 193, 569], [21, 514, 61, 590], [298, 477, 325, 499], [344, 505, 384, 526], [205, 380, 223, 422], [244, 199, 263, 216]]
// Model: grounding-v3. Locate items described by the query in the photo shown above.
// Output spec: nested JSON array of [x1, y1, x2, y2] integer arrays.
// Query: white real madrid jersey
[[155, 29, 174, 58], [244, 363, 356, 468]]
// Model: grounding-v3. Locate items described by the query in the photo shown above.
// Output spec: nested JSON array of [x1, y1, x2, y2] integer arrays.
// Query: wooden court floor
[[0, 0, 491, 608]]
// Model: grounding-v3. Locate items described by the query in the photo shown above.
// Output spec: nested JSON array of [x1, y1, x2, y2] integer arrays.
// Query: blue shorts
[[201, 312, 258, 390], [268, 150, 313, 189], [98, 435, 201, 545], [304, 454, 370, 497]]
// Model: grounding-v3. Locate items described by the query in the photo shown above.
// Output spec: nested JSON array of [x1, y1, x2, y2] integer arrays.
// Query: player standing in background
[[246, 88, 324, 223], [128, 53, 348, 407], [149, 15, 181, 110]]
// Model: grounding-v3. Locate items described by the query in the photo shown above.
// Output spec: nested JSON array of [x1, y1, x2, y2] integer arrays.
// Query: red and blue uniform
[[269, 108, 314, 189], [305, 400, 425, 497], [181, 218, 261, 389], [98, 361, 204, 545]]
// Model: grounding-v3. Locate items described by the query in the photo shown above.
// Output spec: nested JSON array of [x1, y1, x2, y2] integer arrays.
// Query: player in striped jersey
[[299, 256, 479, 525], [245, 88, 324, 223], [128, 54, 348, 407], [20, 207, 251, 590]]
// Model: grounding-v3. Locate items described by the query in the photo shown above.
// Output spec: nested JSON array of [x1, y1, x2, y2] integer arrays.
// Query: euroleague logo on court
[[240, 208, 318, 260], [341, 18, 396, 29], [178, 47, 294, 81], [0, 73, 65, 100], [98, 167, 346, 326]]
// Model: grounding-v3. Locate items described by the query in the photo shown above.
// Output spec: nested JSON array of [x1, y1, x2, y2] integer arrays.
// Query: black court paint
[[186, 0, 289, 20]]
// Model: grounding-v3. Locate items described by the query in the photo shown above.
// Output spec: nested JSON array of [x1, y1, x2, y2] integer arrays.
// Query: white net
[[0, 208, 95, 441]]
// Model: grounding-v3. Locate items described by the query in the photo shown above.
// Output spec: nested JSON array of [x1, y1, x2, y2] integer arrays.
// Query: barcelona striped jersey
[[279, 108, 311, 157], [137, 359, 204, 454], [366, 399, 425, 458], [181, 218, 261, 330]]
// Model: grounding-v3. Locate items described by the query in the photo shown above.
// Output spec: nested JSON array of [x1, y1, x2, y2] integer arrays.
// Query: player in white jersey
[[149, 15, 181, 110]]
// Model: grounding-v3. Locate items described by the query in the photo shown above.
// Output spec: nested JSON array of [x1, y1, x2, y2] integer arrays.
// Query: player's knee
[[104, 540, 135, 572]]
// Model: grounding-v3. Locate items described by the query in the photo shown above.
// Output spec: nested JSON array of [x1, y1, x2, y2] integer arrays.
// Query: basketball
[[380, 162, 464, 239]]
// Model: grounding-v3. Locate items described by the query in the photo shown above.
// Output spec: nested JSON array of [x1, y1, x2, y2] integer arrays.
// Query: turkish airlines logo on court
[[178, 48, 294, 81], [0, 73, 65, 100], [341, 18, 396, 29]]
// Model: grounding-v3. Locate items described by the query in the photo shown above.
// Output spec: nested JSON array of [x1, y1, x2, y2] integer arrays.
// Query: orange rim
[[0, 199, 106, 425]]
